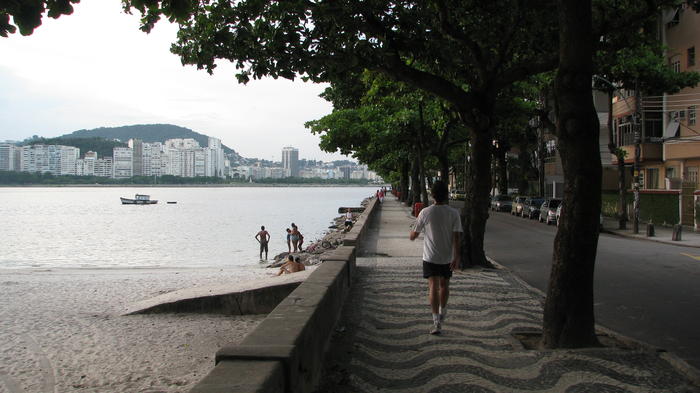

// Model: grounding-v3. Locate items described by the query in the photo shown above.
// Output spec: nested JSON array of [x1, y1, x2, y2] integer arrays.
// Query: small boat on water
[[120, 194, 158, 205]]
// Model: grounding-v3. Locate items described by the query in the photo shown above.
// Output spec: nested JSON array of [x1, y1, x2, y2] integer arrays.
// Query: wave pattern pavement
[[315, 198, 698, 393]]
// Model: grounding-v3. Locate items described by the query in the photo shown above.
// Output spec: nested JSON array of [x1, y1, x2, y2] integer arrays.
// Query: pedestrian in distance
[[409, 180, 462, 335], [286, 228, 292, 253], [344, 208, 354, 232], [255, 225, 271, 260], [290, 223, 300, 252], [296, 225, 305, 251]]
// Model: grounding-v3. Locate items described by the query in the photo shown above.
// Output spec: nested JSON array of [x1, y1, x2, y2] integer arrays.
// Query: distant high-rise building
[[19, 144, 79, 175], [282, 146, 299, 177], [207, 137, 225, 178], [341, 166, 352, 180], [164, 138, 200, 150], [0, 144, 20, 171], [128, 139, 144, 176], [113, 147, 133, 178]]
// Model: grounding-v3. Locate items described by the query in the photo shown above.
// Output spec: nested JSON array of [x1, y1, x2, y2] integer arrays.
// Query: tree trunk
[[410, 154, 421, 208], [400, 161, 410, 203], [438, 154, 450, 182], [543, 0, 601, 349], [417, 102, 430, 206], [463, 129, 493, 267], [616, 155, 627, 228], [496, 143, 508, 195]]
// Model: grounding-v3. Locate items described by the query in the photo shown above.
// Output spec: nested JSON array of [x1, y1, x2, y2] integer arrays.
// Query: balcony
[[664, 138, 700, 160], [612, 143, 663, 164]]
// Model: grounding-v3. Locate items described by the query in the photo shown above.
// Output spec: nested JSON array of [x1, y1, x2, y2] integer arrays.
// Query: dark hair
[[294, 257, 301, 262], [288, 255, 294, 261], [286, 228, 290, 232], [261, 225, 265, 230], [431, 180, 449, 203]]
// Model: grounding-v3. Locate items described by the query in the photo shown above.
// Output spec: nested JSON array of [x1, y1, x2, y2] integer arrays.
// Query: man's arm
[[255, 233, 260, 243], [409, 230, 420, 241], [265, 232, 271, 242], [450, 231, 461, 270]]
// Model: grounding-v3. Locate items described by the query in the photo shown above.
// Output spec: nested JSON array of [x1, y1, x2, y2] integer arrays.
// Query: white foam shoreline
[[0, 266, 276, 392]]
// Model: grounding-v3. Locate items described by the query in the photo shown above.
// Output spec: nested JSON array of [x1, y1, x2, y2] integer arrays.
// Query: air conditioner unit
[[680, 110, 686, 119], [670, 111, 679, 120]]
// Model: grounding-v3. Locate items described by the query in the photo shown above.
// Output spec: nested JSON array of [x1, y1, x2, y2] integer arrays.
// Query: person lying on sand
[[277, 255, 306, 275]]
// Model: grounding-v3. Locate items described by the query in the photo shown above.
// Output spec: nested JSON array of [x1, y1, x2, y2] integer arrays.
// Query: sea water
[[0, 186, 376, 269]]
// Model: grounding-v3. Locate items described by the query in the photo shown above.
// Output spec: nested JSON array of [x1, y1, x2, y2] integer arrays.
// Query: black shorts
[[422, 261, 452, 279]]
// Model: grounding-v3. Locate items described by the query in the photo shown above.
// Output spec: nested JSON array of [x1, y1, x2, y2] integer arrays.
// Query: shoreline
[[0, 195, 371, 392], [0, 183, 386, 188]]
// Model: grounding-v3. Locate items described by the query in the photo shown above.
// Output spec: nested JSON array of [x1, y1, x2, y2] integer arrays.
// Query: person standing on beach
[[409, 180, 462, 335], [286, 228, 292, 253], [255, 226, 271, 260], [290, 223, 300, 252]]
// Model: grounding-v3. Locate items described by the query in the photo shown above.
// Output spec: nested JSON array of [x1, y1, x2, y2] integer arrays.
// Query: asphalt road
[[481, 209, 700, 369]]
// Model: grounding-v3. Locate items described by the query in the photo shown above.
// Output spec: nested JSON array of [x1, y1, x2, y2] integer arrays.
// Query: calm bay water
[[0, 186, 375, 269]]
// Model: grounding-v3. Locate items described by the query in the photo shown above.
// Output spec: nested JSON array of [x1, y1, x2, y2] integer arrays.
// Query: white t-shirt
[[414, 204, 463, 264]]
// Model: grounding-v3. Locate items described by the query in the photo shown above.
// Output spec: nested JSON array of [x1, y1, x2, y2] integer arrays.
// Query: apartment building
[[611, 5, 700, 190], [282, 146, 300, 177], [0, 144, 21, 171], [661, 5, 700, 187], [113, 147, 133, 178], [75, 151, 113, 177], [19, 144, 79, 175]]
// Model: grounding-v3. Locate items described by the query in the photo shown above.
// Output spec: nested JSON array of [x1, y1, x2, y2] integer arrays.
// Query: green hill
[[59, 124, 240, 158], [26, 137, 127, 158]]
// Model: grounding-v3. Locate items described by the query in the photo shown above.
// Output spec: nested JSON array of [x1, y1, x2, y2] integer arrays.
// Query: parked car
[[538, 199, 561, 225], [490, 195, 513, 212], [512, 196, 527, 216], [555, 204, 604, 228], [450, 189, 466, 201], [522, 197, 544, 219]]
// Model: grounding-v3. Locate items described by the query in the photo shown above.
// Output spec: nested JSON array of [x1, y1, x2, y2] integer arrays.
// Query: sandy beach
[[0, 267, 273, 393]]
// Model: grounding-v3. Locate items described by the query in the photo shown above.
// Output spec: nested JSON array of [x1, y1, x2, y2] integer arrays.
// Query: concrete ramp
[[124, 270, 312, 316]]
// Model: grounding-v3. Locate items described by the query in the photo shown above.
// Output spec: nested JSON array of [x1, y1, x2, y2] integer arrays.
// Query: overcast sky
[[0, 1, 349, 162]]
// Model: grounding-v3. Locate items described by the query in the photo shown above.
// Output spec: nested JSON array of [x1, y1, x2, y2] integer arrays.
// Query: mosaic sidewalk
[[315, 198, 699, 393]]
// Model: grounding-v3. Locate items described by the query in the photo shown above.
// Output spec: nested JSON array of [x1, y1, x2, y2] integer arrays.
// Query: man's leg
[[428, 276, 442, 334], [439, 277, 449, 321], [428, 277, 440, 314]]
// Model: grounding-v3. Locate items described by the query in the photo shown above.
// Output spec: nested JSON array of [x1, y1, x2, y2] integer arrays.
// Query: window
[[686, 166, 699, 186], [689, 47, 696, 67], [666, 167, 676, 179], [671, 60, 681, 73], [646, 168, 660, 189], [617, 116, 634, 146], [690, 106, 697, 125]]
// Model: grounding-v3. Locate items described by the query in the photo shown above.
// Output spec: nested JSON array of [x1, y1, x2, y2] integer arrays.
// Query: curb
[[485, 256, 700, 389], [601, 228, 700, 249]]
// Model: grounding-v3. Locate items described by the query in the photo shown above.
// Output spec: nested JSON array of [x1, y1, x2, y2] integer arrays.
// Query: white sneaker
[[430, 321, 441, 335]]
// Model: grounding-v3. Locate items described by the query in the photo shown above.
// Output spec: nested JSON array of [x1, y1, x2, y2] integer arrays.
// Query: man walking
[[255, 225, 271, 260], [409, 180, 462, 334]]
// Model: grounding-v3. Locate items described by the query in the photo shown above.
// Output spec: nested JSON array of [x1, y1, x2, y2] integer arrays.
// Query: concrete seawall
[[124, 271, 311, 316], [190, 197, 379, 393]]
